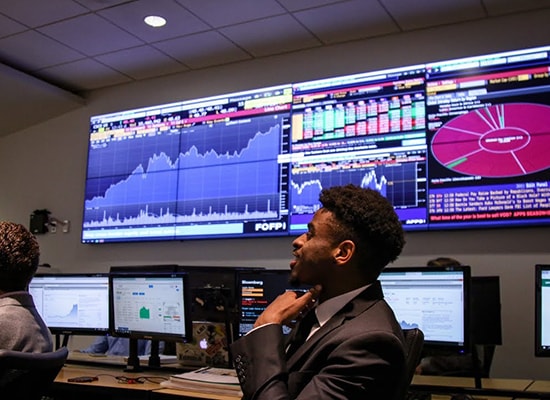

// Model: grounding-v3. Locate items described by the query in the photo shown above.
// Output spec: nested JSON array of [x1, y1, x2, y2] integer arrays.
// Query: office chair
[[0, 347, 68, 400], [402, 328, 425, 400]]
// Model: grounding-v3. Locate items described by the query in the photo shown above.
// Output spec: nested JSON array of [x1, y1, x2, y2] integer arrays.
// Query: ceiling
[[1, 0, 549, 137]]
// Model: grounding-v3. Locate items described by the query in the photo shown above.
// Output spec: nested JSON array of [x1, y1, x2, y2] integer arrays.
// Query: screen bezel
[[380, 265, 471, 353], [109, 271, 192, 343], [535, 264, 550, 357], [471, 276, 502, 346], [29, 273, 110, 335]]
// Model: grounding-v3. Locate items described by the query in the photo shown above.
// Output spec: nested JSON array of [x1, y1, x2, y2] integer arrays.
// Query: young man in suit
[[0, 221, 53, 352], [231, 184, 407, 400]]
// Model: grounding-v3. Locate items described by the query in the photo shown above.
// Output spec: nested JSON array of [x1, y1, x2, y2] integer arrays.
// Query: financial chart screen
[[237, 270, 310, 337], [426, 47, 550, 228], [83, 85, 292, 242], [289, 65, 428, 232], [82, 44, 550, 243], [536, 265, 550, 356], [379, 266, 471, 351], [29, 274, 109, 334], [110, 274, 191, 341]]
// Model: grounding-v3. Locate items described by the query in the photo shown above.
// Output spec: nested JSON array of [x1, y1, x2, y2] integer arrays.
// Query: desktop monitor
[[28, 273, 110, 335], [236, 269, 310, 337], [109, 271, 192, 343], [535, 264, 550, 357], [379, 265, 471, 353], [176, 265, 245, 321]]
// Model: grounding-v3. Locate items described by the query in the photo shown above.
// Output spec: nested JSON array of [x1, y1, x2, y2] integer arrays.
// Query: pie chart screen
[[432, 103, 550, 178]]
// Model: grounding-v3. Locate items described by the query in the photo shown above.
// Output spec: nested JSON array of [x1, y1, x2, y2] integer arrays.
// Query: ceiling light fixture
[[144, 15, 167, 28]]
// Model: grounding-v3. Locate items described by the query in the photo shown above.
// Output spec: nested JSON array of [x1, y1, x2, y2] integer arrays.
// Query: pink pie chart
[[431, 103, 550, 177]]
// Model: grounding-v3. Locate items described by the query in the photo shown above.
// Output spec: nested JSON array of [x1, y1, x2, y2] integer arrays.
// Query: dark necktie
[[286, 309, 318, 357]]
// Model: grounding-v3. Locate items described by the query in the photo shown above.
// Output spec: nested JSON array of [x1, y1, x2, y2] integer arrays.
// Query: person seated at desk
[[0, 221, 53, 352], [80, 335, 162, 356], [231, 185, 408, 399]]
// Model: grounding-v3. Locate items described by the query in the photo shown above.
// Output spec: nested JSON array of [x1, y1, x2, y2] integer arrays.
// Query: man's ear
[[334, 240, 355, 264]]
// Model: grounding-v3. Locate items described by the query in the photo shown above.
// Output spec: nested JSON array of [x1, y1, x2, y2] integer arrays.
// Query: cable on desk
[[67, 373, 168, 385]]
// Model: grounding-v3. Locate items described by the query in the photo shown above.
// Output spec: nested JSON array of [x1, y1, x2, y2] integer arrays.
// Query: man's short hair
[[319, 185, 405, 275], [0, 221, 40, 292]]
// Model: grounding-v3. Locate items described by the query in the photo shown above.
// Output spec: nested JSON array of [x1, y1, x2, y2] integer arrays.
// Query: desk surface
[[55, 363, 166, 391], [526, 380, 550, 392], [152, 388, 240, 400], [412, 375, 534, 391], [55, 364, 241, 400], [56, 365, 550, 400]]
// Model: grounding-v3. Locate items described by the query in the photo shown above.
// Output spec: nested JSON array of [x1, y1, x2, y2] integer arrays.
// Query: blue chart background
[[84, 114, 283, 227], [290, 162, 418, 215]]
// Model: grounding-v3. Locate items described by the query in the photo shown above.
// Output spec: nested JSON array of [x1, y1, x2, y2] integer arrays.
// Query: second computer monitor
[[379, 265, 471, 353], [109, 271, 192, 343], [29, 273, 110, 335], [535, 264, 550, 357]]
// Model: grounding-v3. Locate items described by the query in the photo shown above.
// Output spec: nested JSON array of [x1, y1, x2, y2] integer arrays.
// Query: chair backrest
[[403, 328, 424, 387], [0, 347, 68, 400]]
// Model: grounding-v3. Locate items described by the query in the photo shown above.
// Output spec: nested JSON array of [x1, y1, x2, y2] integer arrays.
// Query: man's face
[[289, 209, 338, 287]]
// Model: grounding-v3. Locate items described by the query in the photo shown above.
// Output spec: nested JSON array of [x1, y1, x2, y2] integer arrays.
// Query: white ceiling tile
[[98, 0, 210, 43], [294, 0, 399, 44], [483, 0, 550, 16], [38, 58, 132, 91], [74, 0, 131, 11], [95, 45, 188, 80], [154, 31, 251, 69], [220, 14, 321, 57], [0, 30, 84, 70], [175, 0, 285, 27], [276, 0, 345, 12], [0, 0, 89, 27], [38, 13, 144, 56], [0, 14, 27, 38], [380, 0, 486, 30]]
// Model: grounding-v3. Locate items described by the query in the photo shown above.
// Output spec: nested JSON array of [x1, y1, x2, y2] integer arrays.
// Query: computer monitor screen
[[535, 264, 550, 356], [109, 271, 192, 342], [471, 276, 502, 345], [379, 266, 471, 352], [28, 273, 110, 335], [82, 84, 292, 243], [237, 269, 310, 337]]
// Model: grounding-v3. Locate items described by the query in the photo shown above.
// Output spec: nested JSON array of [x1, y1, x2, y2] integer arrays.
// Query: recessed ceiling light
[[144, 15, 166, 28]]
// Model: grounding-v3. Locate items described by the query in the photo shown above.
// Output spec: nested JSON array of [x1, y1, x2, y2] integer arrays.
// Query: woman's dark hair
[[427, 257, 461, 267], [319, 184, 405, 276], [0, 221, 40, 292]]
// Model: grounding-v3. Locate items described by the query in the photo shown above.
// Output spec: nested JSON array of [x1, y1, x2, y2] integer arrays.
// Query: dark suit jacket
[[231, 281, 407, 400]]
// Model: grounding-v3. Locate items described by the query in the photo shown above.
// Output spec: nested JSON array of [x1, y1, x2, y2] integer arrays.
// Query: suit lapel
[[287, 281, 385, 365]]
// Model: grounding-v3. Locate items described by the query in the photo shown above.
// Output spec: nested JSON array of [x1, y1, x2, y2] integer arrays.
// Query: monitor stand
[[55, 334, 71, 350], [124, 338, 143, 372], [148, 339, 161, 368], [471, 345, 482, 389]]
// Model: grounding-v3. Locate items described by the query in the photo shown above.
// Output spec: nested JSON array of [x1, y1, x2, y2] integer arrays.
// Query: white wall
[[2, 9, 550, 379]]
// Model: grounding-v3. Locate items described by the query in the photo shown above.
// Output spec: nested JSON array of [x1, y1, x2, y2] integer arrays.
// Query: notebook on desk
[[176, 321, 230, 368]]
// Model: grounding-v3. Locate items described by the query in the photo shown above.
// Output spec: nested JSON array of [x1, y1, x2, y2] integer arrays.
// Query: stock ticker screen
[[82, 45, 550, 243]]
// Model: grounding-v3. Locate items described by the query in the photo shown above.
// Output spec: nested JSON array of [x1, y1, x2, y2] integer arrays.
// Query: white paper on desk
[[171, 367, 239, 385], [161, 379, 243, 396]]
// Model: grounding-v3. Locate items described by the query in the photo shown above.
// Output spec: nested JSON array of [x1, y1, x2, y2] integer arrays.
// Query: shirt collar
[[314, 283, 371, 328]]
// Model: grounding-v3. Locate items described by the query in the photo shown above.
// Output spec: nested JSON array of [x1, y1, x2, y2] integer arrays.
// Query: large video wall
[[82, 45, 550, 243]]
